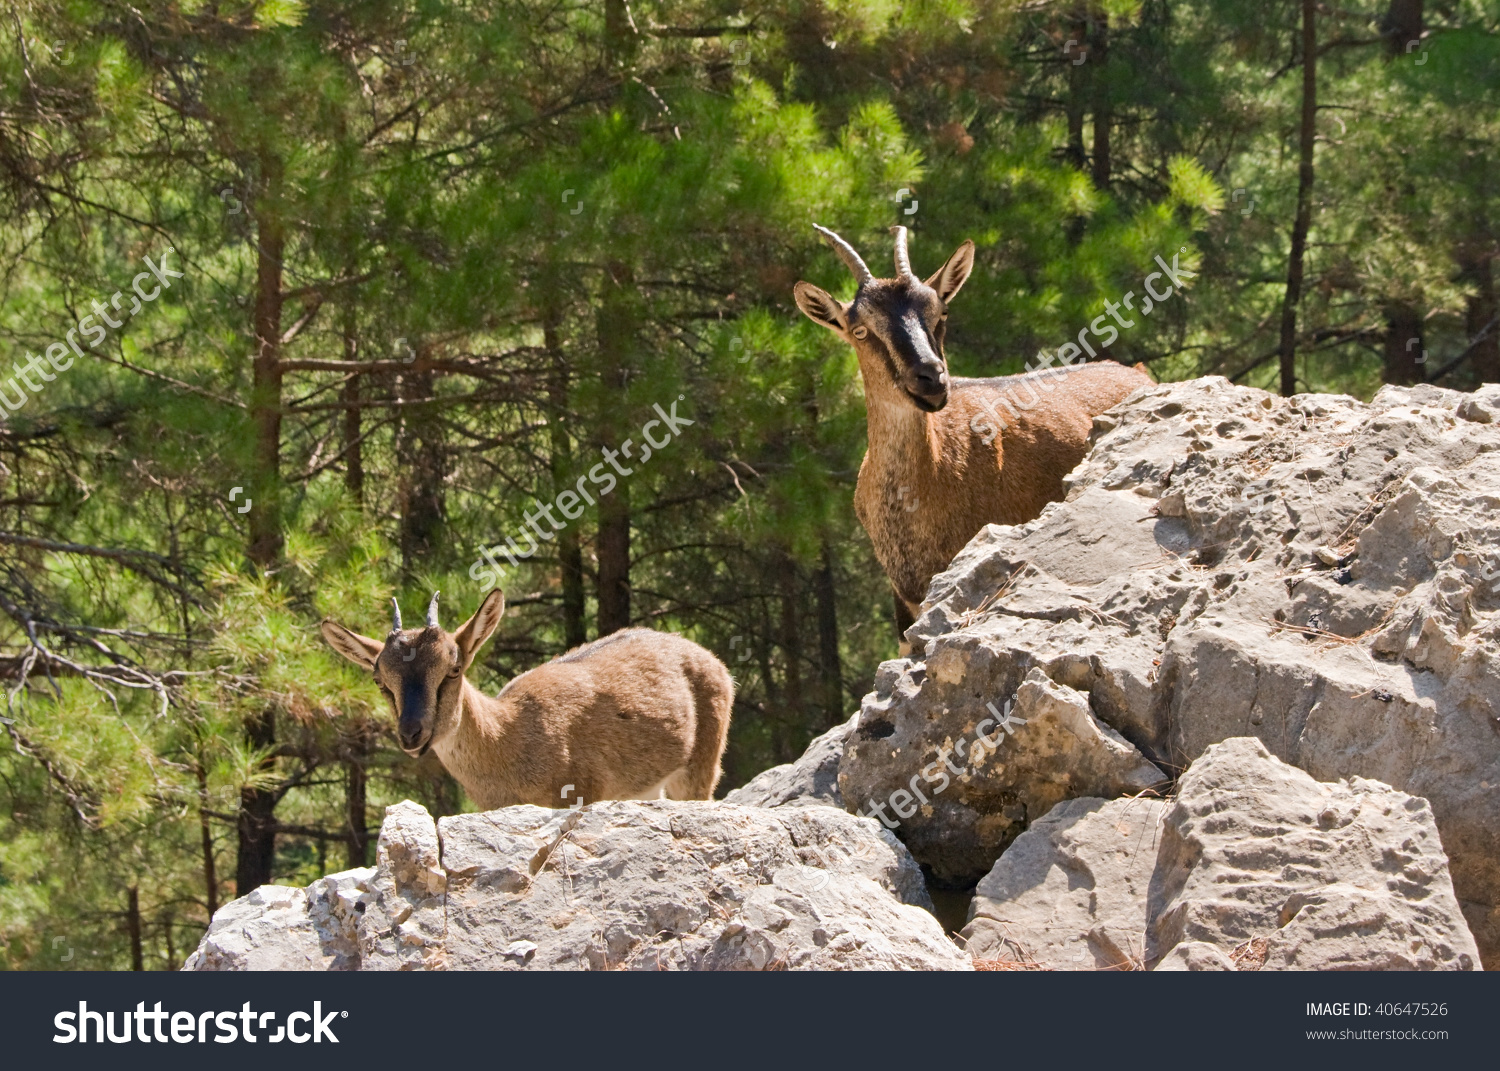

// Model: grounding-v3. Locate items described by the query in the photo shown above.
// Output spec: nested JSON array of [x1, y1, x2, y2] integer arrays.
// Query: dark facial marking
[[850, 281, 950, 409]]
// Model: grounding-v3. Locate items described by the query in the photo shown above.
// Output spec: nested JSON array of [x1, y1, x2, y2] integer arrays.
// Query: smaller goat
[[321, 590, 732, 810]]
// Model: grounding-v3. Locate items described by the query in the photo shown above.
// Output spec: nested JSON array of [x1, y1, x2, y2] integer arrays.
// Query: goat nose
[[915, 364, 948, 392]]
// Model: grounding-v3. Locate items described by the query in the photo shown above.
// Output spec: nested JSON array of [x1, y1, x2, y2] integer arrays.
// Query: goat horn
[[390, 597, 403, 633], [426, 590, 441, 630], [812, 224, 873, 286], [890, 225, 913, 279]]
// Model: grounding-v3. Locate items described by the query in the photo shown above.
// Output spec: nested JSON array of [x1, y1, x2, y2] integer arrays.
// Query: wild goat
[[794, 225, 1152, 640], [321, 590, 733, 810]]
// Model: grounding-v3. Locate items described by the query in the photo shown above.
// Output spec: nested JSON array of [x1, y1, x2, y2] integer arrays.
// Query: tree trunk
[[813, 540, 843, 728], [776, 546, 804, 762], [1457, 227, 1499, 383], [235, 709, 278, 895], [126, 886, 143, 971], [605, 0, 638, 68], [397, 365, 446, 579], [546, 314, 587, 648], [1382, 302, 1426, 385], [344, 729, 370, 870], [1278, 0, 1317, 397], [753, 592, 789, 760], [430, 768, 461, 819], [1090, 11, 1111, 192], [248, 159, 285, 570], [558, 519, 587, 645], [1065, 11, 1088, 172], [596, 263, 634, 636], [196, 761, 218, 919], [237, 149, 285, 896], [893, 588, 915, 640], [597, 485, 630, 635], [341, 307, 363, 504], [1466, 262, 1499, 384], [1064, 10, 1089, 246], [1383, 0, 1424, 56]]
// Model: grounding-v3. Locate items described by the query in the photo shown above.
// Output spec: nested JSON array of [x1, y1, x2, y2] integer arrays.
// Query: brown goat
[[321, 590, 733, 810], [794, 225, 1152, 639]]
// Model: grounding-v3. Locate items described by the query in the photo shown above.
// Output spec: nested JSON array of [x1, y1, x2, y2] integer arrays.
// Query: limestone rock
[[958, 737, 1478, 971], [183, 868, 371, 971], [1152, 942, 1236, 971], [960, 796, 1167, 970], [839, 663, 1165, 886], [1150, 737, 1478, 971], [440, 800, 958, 970], [854, 377, 1500, 964], [723, 714, 855, 809], [186, 798, 966, 972], [357, 800, 447, 971]]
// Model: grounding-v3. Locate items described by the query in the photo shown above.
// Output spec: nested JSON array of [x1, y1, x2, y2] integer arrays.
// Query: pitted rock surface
[[960, 738, 1478, 971], [186, 798, 966, 971], [841, 377, 1500, 965]]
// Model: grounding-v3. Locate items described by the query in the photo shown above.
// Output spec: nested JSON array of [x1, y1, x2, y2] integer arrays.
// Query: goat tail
[[680, 652, 733, 800], [1133, 361, 1156, 383]]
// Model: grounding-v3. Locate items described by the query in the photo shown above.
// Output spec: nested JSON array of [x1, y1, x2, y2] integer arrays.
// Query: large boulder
[[843, 377, 1500, 965], [182, 868, 370, 971], [962, 738, 1477, 970], [723, 714, 855, 809], [1151, 737, 1478, 971], [959, 796, 1167, 970], [840, 664, 1166, 885], [186, 798, 968, 972], [441, 801, 955, 969]]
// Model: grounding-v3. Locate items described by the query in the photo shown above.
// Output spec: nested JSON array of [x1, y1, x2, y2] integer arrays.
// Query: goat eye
[[852, 325, 868, 340], [446, 666, 463, 679]]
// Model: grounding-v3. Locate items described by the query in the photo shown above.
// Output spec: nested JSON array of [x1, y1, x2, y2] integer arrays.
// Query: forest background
[[0, 0, 1495, 969]]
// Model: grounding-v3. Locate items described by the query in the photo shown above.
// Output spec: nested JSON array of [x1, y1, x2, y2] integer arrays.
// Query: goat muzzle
[[908, 385, 950, 412], [399, 729, 432, 757]]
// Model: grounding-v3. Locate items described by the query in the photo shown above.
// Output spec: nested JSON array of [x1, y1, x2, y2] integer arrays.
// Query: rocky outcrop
[[187, 377, 1500, 973], [183, 868, 369, 972], [961, 737, 1479, 970], [186, 798, 967, 972], [840, 665, 1166, 885], [959, 795, 1167, 969], [723, 714, 855, 809], [441, 801, 955, 969], [358, 799, 447, 970], [840, 377, 1500, 965]]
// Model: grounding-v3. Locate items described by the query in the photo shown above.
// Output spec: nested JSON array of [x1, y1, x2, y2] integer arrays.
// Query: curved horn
[[390, 597, 403, 633], [890, 225, 913, 279], [812, 224, 873, 286], [426, 590, 441, 630]]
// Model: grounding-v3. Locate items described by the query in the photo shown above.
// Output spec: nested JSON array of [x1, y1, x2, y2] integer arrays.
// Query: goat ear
[[793, 281, 849, 334], [454, 589, 506, 665], [924, 240, 975, 304], [320, 620, 384, 670]]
